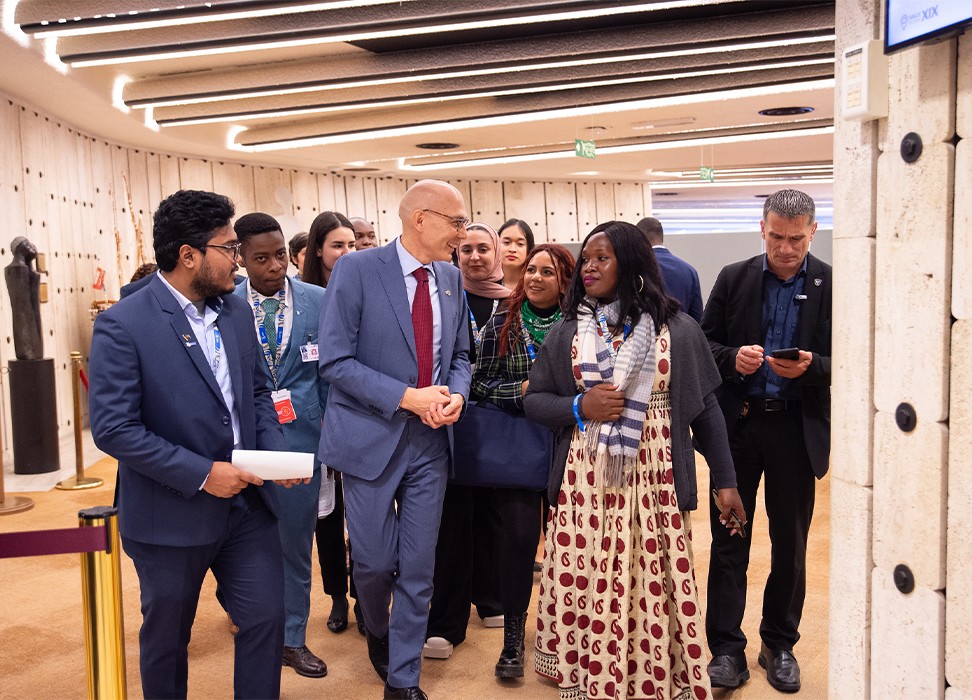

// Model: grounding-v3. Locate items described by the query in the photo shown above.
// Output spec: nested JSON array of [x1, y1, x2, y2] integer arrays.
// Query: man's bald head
[[398, 179, 468, 264]]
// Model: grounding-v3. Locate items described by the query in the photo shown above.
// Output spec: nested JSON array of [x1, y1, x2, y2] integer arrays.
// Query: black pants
[[427, 483, 505, 644], [705, 406, 816, 655], [315, 472, 350, 598], [494, 488, 543, 615]]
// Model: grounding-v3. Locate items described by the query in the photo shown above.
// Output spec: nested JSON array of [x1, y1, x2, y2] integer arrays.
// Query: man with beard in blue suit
[[233, 212, 330, 679], [89, 190, 298, 699]]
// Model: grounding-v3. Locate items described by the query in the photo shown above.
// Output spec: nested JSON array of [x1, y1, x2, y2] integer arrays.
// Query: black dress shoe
[[366, 629, 390, 682], [758, 643, 801, 693], [327, 596, 349, 633], [383, 683, 427, 700], [707, 653, 750, 688], [281, 645, 327, 678]]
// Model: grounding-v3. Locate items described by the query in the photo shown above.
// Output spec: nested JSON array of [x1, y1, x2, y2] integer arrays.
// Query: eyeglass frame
[[201, 241, 243, 259], [421, 208, 470, 232]]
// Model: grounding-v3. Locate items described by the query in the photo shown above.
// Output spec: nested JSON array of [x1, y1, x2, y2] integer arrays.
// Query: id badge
[[271, 388, 297, 424], [300, 343, 319, 363]]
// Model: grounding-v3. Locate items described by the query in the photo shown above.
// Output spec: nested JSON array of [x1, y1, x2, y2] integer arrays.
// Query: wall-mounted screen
[[885, 0, 972, 53]]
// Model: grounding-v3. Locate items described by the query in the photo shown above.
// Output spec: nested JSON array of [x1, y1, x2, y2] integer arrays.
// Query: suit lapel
[[378, 243, 418, 361], [432, 261, 457, 371], [743, 257, 764, 343], [795, 254, 824, 348], [151, 277, 226, 406], [216, 301, 244, 411]]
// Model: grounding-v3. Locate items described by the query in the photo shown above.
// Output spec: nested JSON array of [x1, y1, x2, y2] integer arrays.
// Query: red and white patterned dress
[[535, 327, 710, 700]]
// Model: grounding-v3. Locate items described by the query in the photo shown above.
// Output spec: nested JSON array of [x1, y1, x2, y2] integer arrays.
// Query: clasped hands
[[400, 385, 464, 428], [203, 461, 309, 498], [735, 344, 812, 379]]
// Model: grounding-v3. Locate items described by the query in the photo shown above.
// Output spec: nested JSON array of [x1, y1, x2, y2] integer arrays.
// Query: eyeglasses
[[203, 241, 243, 259], [421, 208, 470, 232]]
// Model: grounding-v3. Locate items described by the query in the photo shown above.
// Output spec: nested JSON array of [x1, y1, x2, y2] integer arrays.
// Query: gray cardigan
[[523, 312, 736, 510]]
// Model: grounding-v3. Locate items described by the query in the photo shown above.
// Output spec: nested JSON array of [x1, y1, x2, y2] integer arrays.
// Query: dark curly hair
[[153, 190, 235, 272], [565, 221, 679, 333]]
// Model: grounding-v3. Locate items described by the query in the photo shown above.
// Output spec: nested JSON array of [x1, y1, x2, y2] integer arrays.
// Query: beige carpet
[[0, 457, 828, 699]]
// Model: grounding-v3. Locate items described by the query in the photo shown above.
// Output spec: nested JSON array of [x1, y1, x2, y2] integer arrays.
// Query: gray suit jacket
[[316, 241, 471, 479], [523, 312, 735, 510]]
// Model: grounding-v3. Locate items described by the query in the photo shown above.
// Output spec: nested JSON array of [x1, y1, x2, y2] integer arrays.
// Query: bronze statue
[[4, 237, 43, 360]]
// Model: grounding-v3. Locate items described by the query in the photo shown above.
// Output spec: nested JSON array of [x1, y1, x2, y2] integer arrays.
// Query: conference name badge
[[271, 388, 297, 424], [300, 343, 319, 363]]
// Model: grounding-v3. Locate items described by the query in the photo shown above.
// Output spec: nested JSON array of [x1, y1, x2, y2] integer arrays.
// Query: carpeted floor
[[0, 455, 828, 699]]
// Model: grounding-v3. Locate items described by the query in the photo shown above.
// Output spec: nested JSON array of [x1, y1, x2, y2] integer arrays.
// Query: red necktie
[[411, 267, 433, 388]]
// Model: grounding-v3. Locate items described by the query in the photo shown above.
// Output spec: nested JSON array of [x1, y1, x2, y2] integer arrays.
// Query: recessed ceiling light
[[343, 167, 380, 172], [758, 106, 814, 116], [755, 194, 771, 198], [631, 117, 697, 130], [655, 192, 679, 196], [584, 126, 608, 131], [416, 142, 459, 150]]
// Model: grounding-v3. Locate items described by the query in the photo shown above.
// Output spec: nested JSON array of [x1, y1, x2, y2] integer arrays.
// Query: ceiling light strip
[[27, 1, 412, 38], [63, 1, 785, 68], [131, 33, 835, 108], [159, 56, 834, 127], [232, 79, 834, 151]]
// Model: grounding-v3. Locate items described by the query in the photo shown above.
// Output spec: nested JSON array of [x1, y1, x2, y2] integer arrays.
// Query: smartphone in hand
[[770, 347, 800, 361], [711, 489, 746, 538]]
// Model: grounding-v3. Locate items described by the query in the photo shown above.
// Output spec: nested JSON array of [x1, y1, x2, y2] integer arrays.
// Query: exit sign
[[699, 166, 715, 182], [574, 139, 596, 159]]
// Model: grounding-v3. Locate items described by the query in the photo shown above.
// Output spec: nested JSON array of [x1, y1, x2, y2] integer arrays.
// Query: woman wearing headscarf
[[470, 243, 576, 678], [424, 222, 512, 659], [525, 221, 745, 700]]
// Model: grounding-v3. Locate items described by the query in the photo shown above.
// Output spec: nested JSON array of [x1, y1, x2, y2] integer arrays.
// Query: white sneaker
[[423, 636, 454, 659], [482, 615, 504, 628]]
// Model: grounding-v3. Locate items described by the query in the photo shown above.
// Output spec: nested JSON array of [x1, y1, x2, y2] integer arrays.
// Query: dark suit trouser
[[344, 419, 449, 688], [315, 472, 350, 597], [123, 489, 284, 699], [706, 407, 816, 656]]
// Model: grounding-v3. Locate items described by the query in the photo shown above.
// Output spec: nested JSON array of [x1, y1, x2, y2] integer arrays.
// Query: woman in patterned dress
[[524, 221, 746, 700]]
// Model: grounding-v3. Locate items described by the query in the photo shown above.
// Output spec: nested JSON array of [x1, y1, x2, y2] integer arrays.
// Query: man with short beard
[[89, 189, 296, 699]]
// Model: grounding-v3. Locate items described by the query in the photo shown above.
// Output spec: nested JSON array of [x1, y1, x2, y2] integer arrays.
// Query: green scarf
[[520, 300, 562, 346]]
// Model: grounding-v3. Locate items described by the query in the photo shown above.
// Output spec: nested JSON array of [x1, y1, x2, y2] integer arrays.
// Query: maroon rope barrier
[[79, 367, 89, 392], [0, 525, 107, 559]]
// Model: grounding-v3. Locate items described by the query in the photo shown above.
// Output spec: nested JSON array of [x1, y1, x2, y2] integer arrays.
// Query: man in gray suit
[[233, 213, 329, 679], [317, 180, 472, 700]]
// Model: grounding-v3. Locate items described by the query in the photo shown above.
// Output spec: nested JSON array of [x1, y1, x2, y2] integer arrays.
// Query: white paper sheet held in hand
[[231, 450, 315, 480]]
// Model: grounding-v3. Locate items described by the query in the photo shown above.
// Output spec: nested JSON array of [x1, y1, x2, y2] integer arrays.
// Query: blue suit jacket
[[653, 246, 703, 322], [89, 274, 287, 546], [234, 277, 328, 453], [316, 241, 471, 480]]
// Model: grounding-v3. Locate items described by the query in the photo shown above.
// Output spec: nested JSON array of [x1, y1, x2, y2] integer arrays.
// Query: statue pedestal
[[9, 358, 60, 474]]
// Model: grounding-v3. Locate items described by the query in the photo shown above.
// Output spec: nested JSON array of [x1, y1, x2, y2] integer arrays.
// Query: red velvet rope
[[79, 368, 89, 391], [0, 525, 107, 559]]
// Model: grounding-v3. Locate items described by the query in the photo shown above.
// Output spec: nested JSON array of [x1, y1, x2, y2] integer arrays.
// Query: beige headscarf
[[461, 222, 511, 300]]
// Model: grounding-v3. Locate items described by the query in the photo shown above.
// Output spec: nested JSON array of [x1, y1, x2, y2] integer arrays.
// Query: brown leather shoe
[[383, 683, 427, 700], [282, 645, 327, 678]]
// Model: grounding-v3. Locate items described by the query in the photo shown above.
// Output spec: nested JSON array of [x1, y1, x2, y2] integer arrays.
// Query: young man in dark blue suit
[[233, 212, 329, 679], [636, 216, 703, 322], [89, 190, 299, 699]]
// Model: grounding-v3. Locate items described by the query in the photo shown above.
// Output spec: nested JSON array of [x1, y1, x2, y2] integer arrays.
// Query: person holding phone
[[524, 221, 744, 700], [700, 189, 832, 694]]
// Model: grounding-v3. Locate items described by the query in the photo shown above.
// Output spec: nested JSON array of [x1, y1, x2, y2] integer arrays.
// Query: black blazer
[[700, 253, 831, 478]]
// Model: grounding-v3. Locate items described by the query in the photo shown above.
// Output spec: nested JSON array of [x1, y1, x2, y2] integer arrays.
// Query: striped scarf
[[573, 299, 656, 487]]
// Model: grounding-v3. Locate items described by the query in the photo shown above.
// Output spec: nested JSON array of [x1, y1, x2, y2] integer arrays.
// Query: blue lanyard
[[595, 307, 630, 361], [251, 287, 287, 382], [212, 326, 222, 374], [464, 292, 498, 348], [519, 317, 538, 363]]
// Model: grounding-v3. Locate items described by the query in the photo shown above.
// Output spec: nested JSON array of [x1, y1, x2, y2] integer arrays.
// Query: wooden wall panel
[[290, 170, 320, 232], [545, 182, 578, 242], [178, 156, 214, 191], [158, 154, 181, 199], [502, 181, 546, 242], [317, 172, 339, 213], [614, 182, 646, 223], [375, 177, 405, 243], [360, 176, 380, 227], [126, 149, 152, 269], [468, 180, 504, 225], [212, 161, 255, 218], [575, 182, 598, 235], [343, 175, 366, 218], [110, 146, 139, 284], [594, 182, 616, 223]]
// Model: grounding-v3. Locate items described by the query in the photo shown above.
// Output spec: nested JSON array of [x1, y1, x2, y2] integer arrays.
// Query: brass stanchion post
[[79, 506, 127, 700], [0, 366, 33, 513], [57, 352, 102, 490]]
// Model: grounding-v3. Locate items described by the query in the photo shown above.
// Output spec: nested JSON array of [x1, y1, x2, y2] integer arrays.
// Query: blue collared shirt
[[748, 255, 807, 400], [396, 238, 443, 384], [158, 273, 241, 449]]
